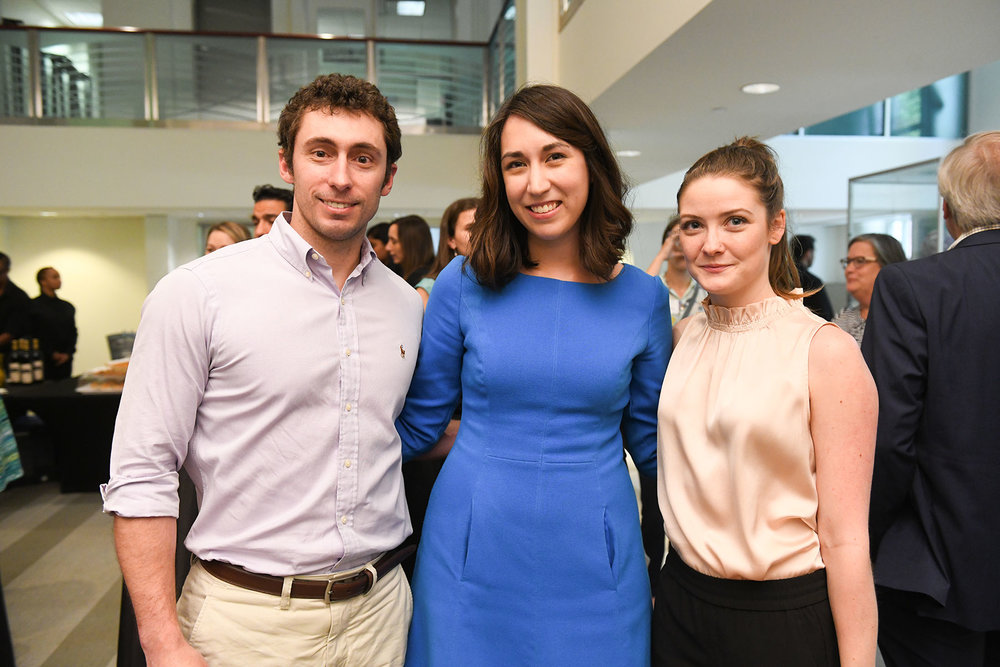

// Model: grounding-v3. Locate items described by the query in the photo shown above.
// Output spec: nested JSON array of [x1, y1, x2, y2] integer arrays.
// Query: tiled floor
[[0, 482, 119, 667], [0, 475, 885, 667]]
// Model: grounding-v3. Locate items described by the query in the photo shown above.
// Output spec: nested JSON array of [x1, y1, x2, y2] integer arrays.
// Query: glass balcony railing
[[488, 0, 515, 119], [0, 26, 504, 131]]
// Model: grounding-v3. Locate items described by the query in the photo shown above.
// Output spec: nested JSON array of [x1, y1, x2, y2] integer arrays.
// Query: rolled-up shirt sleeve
[[101, 268, 211, 518]]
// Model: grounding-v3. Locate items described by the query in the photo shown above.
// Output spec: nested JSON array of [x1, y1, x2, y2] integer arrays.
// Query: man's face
[[252, 199, 287, 238], [41, 269, 62, 291], [279, 108, 395, 254], [368, 236, 391, 263]]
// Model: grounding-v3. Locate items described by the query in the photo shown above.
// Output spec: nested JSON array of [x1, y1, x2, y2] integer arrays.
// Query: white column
[[515, 0, 559, 86]]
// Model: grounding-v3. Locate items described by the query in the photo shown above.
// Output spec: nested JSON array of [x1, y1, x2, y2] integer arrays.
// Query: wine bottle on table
[[31, 338, 44, 382], [7, 340, 22, 385], [18, 339, 34, 385]]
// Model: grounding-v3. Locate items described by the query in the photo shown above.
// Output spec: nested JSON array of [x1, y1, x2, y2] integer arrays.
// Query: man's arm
[[114, 516, 207, 666], [860, 267, 927, 556], [104, 269, 212, 663]]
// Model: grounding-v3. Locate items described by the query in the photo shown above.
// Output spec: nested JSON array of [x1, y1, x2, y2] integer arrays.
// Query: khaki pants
[[177, 559, 412, 666]]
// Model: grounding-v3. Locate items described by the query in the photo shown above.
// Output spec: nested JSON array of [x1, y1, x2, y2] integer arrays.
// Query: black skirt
[[652, 549, 839, 666]]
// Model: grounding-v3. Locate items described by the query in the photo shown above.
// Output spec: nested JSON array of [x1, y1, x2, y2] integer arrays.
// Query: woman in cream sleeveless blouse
[[653, 138, 878, 666]]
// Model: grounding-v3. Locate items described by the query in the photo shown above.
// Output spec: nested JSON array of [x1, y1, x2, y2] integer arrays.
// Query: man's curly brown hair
[[277, 74, 401, 184]]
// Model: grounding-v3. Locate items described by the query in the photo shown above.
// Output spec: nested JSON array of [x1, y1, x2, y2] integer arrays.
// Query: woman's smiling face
[[678, 175, 785, 308], [499, 115, 590, 250]]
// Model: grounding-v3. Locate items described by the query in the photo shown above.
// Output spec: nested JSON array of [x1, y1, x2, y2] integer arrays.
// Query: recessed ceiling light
[[40, 211, 57, 217], [616, 150, 641, 158], [397, 1, 426, 17], [741, 82, 780, 95]]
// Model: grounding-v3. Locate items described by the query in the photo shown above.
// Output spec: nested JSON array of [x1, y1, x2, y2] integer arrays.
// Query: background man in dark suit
[[862, 131, 1000, 666]]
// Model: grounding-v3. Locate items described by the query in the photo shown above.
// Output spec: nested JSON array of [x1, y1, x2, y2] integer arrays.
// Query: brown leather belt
[[199, 544, 415, 603]]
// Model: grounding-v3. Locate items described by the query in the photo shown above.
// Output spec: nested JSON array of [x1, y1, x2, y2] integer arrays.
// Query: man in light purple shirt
[[102, 74, 423, 665]]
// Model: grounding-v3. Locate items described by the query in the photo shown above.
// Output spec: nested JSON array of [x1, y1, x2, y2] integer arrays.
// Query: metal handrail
[[0, 25, 500, 131]]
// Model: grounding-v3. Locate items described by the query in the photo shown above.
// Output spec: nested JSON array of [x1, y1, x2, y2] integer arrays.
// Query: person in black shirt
[[29, 267, 77, 379], [792, 234, 834, 320], [0, 252, 30, 367]]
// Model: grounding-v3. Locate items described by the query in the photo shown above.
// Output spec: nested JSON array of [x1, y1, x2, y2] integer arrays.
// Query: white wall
[[969, 59, 1000, 133], [1, 215, 149, 373], [516, 0, 558, 85], [0, 125, 480, 218], [557, 0, 710, 104], [102, 0, 193, 29]]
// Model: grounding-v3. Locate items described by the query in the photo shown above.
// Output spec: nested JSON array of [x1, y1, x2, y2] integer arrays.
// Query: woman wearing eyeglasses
[[832, 234, 907, 344]]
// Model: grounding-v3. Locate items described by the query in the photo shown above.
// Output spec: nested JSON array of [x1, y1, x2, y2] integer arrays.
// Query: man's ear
[[381, 163, 398, 197], [278, 149, 294, 185], [942, 200, 961, 239]]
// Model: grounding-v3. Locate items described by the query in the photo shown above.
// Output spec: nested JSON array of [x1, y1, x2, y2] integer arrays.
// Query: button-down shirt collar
[[269, 212, 378, 293], [947, 222, 1000, 250]]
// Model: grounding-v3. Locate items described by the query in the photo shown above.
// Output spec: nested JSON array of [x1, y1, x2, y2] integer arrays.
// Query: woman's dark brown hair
[[468, 84, 632, 290], [431, 197, 479, 277], [392, 215, 435, 285], [677, 136, 802, 299]]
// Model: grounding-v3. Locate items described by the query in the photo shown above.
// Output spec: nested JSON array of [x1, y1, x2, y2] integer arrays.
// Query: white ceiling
[[590, 0, 1000, 184], [3, 0, 102, 27]]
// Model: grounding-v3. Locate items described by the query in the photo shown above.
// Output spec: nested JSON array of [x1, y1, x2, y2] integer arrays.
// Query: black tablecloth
[[2, 378, 121, 493]]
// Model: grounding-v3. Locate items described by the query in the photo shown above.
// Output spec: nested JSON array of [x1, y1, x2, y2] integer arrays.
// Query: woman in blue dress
[[396, 84, 671, 666]]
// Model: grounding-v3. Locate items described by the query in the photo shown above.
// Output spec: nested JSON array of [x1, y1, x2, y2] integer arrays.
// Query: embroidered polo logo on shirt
[[400, 345, 406, 359]]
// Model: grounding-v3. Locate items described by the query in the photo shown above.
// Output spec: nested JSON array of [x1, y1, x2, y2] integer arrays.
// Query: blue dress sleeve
[[396, 257, 465, 461], [622, 278, 671, 478]]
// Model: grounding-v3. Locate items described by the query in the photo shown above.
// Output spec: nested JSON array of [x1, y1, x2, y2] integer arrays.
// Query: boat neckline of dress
[[516, 263, 626, 286]]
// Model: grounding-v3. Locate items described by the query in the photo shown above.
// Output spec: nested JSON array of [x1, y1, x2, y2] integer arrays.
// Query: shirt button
[[345, 403, 352, 412], [344, 460, 352, 469], [304, 270, 312, 278], [341, 515, 348, 525], [345, 348, 351, 357], [341, 297, 345, 305], [311, 252, 320, 260]]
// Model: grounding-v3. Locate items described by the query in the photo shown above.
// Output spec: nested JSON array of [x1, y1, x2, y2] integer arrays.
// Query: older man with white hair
[[863, 131, 1000, 666]]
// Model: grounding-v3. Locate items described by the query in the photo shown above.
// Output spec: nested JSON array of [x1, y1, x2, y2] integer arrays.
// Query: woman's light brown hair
[[677, 136, 802, 299]]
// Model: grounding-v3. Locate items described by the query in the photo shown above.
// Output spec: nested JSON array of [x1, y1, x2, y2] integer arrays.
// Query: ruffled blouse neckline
[[703, 295, 800, 332]]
